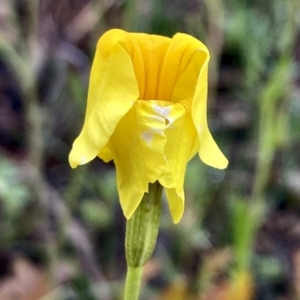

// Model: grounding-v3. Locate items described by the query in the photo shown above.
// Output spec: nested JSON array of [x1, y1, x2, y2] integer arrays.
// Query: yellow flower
[[69, 29, 228, 223]]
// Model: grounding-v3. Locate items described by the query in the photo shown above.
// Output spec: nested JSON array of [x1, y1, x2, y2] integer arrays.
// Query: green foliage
[[0, 157, 29, 217], [0, 155, 31, 241]]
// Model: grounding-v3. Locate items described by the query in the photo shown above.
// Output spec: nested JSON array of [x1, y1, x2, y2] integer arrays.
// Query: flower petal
[[107, 104, 148, 218], [130, 34, 170, 100], [69, 29, 139, 168], [160, 33, 228, 169], [192, 56, 228, 169], [159, 101, 198, 192], [135, 101, 168, 182], [157, 33, 208, 102], [98, 145, 113, 162], [170, 40, 207, 102], [165, 188, 185, 224], [107, 100, 169, 219], [118, 183, 145, 220]]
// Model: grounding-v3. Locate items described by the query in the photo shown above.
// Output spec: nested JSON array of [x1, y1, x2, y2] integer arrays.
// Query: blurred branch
[[40, 178, 112, 299], [64, 166, 88, 211], [45, 184, 104, 281], [66, 2, 101, 42], [0, 0, 43, 174], [0, 0, 54, 281], [203, 0, 225, 103], [123, 0, 138, 31], [253, 57, 292, 201], [253, 0, 297, 202], [0, 36, 33, 92]]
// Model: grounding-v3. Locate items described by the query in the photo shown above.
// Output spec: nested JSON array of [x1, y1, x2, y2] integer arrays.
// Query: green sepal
[[125, 181, 163, 267]]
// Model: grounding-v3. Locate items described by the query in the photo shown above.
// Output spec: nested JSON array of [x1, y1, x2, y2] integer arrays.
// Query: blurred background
[[0, 0, 300, 299]]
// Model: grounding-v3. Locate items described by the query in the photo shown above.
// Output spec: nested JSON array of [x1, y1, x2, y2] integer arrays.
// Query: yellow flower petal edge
[[69, 29, 228, 223], [165, 188, 185, 224], [182, 35, 228, 169], [164, 33, 228, 169], [69, 30, 139, 168]]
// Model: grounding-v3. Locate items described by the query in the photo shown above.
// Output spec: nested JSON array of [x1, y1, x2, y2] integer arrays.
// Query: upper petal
[[129, 33, 170, 100], [69, 29, 139, 168], [157, 33, 208, 102]]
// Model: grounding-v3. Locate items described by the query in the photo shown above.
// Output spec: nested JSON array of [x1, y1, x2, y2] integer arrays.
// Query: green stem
[[124, 266, 143, 300]]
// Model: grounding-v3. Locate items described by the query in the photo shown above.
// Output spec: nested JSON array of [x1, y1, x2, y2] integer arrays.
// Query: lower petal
[[118, 182, 145, 220], [108, 105, 149, 202], [98, 145, 113, 162], [108, 100, 168, 218], [159, 100, 198, 190], [165, 188, 185, 224]]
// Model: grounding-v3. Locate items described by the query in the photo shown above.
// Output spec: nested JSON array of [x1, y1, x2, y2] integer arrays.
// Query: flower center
[[135, 99, 192, 148]]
